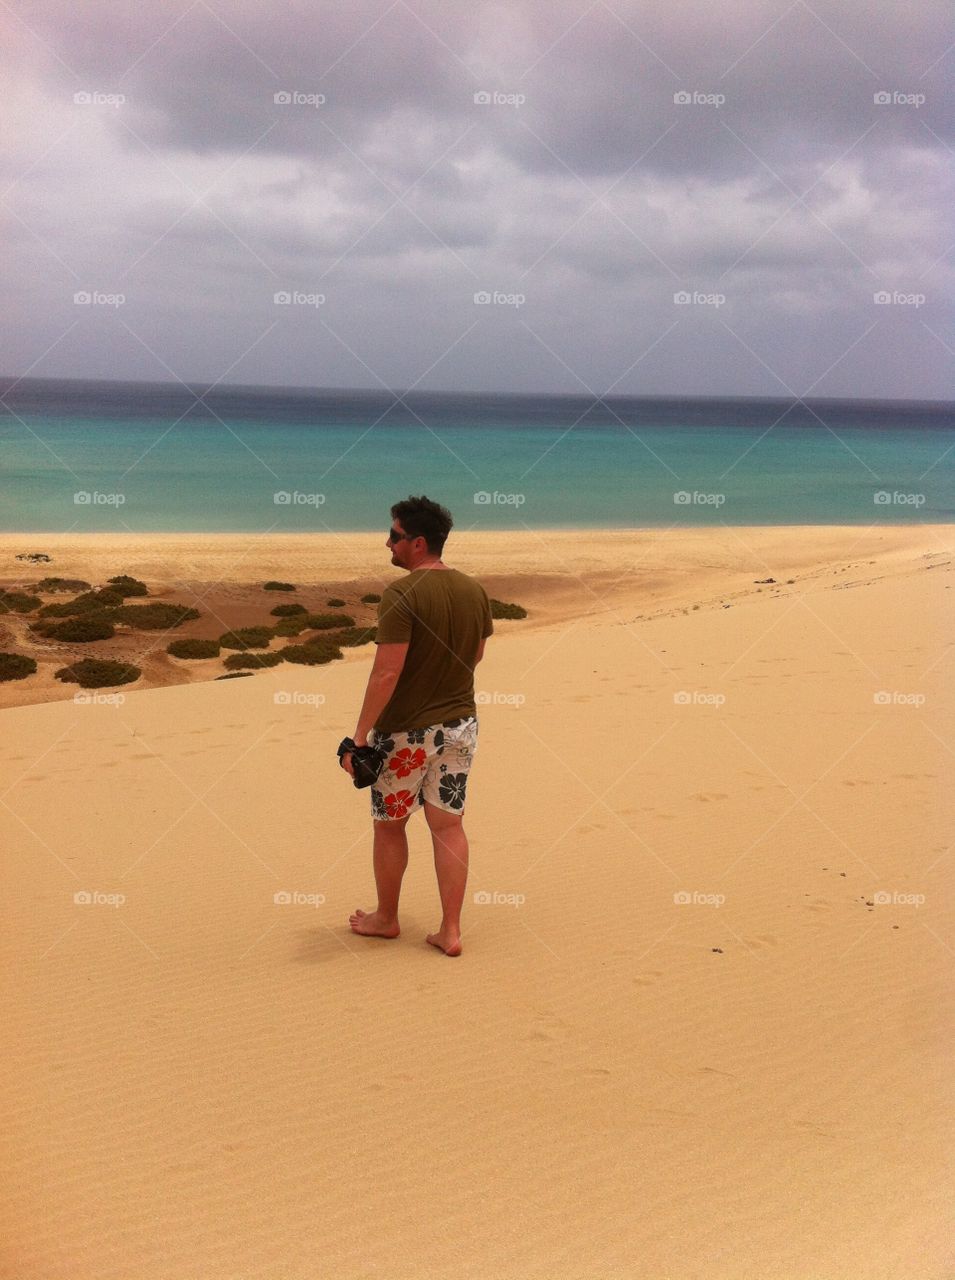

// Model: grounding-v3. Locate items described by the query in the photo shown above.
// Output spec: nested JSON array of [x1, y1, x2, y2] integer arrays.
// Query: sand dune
[[1, 526, 953, 1279]]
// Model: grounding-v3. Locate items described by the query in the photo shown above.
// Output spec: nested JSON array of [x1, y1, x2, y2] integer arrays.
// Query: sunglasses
[[387, 527, 413, 543]]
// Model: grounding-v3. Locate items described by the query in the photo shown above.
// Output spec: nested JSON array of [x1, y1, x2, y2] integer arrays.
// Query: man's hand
[[340, 750, 356, 779]]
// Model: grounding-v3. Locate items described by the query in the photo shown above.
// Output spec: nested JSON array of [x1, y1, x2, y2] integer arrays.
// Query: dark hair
[[391, 495, 453, 555]]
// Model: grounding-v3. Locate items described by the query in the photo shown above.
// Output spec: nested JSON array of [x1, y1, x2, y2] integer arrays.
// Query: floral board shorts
[[369, 716, 479, 822]]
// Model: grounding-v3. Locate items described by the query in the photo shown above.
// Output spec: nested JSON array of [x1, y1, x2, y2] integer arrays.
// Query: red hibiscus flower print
[[384, 789, 416, 818], [388, 747, 426, 778]]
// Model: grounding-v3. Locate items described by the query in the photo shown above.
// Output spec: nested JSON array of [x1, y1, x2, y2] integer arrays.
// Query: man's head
[[386, 495, 453, 570]]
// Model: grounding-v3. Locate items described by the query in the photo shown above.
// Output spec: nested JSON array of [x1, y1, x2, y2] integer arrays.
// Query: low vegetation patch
[[38, 588, 124, 617], [335, 626, 377, 647], [223, 651, 284, 670], [489, 598, 527, 620], [263, 581, 295, 592], [280, 639, 342, 665], [305, 612, 355, 630], [167, 637, 221, 659], [218, 626, 274, 650], [107, 574, 149, 597], [108, 602, 200, 630], [326, 597, 346, 607], [270, 602, 308, 617], [31, 577, 91, 593], [216, 672, 253, 680], [0, 591, 42, 614], [0, 652, 37, 681], [45, 615, 116, 642], [272, 616, 306, 636], [360, 593, 381, 604], [55, 657, 141, 688]]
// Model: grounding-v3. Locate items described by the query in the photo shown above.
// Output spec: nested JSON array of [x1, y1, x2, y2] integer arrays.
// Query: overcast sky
[[2, 0, 952, 399]]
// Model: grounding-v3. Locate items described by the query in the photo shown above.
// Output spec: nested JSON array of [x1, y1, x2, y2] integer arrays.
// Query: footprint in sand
[[692, 793, 729, 802], [743, 935, 778, 949]]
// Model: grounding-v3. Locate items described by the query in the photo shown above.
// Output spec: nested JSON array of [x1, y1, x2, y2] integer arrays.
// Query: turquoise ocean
[[1, 379, 952, 531]]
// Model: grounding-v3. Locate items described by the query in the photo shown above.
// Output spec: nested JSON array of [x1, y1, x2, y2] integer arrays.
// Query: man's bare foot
[[349, 908, 400, 939], [426, 928, 462, 957]]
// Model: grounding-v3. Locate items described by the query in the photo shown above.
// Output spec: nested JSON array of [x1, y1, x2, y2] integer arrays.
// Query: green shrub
[[167, 638, 221, 659], [37, 588, 123, 617], [109, 602, 200, 630], [32, 577, 91, 593], [272, 616, 307, 636], [55, 658, 140, 688], [218, 626, 274, 650], [0, 652, 37, 681], [223, 651, 284, 670], [326, 597, 346, 607], [216, 672, 253, 680], [46, 614, 115, 642], [270, 602, 308, 617], [360, 592, 381, 604], [305, 612, 354, 630], [107, 574, 149, 597], [489, 598, 527, 620], [281, 640, 342, 666], [336, 626, 377, 647], [0, 591, 42, 614], [263, 581, 295, 592]]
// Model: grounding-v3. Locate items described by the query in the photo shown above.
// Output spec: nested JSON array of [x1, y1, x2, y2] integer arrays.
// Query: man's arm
[[352, 642, 409, 744], [475, 636, 487, 664]]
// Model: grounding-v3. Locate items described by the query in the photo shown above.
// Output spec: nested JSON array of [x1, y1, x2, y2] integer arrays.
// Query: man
[[340, 495, 493, 957]]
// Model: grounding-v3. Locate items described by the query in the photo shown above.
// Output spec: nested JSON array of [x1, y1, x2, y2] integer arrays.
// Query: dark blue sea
[[1, 378, 952, 531]]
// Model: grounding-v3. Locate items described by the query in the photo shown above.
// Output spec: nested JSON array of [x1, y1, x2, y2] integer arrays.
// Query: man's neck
[[410, 559, 449, 571]]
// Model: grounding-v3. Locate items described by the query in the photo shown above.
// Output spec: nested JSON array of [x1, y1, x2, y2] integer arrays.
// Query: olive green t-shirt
[[374, 568, 494, 733]]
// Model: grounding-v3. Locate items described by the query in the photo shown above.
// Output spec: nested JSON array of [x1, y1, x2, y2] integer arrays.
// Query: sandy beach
[[2, 524, 953, 1279]]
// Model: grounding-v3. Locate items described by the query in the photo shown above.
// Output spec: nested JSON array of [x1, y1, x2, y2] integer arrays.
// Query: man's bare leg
[[349, 816, 410, 938], [424, 800, 467, 956]]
